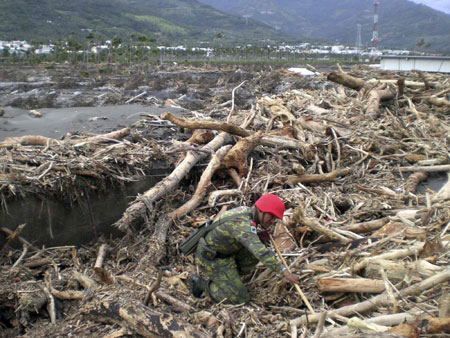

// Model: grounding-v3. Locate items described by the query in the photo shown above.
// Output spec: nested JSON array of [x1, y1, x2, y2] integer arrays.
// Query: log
[[301, 218, 350, 244], [317, 278, 386, 294], [365, 259, 443, 283], [288, 168, 352, 185], [220, 132, 263, 177], [114, 131, 232, 231], [405, 172, 429, 194], [425, 96, 450, 107], [420, 317, 450, 334], [353, 241, 424, 272], [151, 145, 232, 263], [169, 145, 232, 219], [365, 89, 396, 118], [322, 313, 416, 337], [161, 111, 250, 137], [327, 71, 365, 91], [339, 218, 389, 234], [0, 135, 59, 148], [71, 128, 130, 146], [386, 323, 419, 338], [81, 294, 208, 338], [291, 267, 450, 327], [0, 128, 130, 148], [398, 165, 450, 173]]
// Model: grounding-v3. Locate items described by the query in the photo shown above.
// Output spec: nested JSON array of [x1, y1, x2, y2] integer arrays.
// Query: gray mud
[[0, 104, 184, 139]]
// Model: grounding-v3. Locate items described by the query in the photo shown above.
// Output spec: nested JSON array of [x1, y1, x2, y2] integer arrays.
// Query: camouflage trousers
[[195, 238, 259, 304]]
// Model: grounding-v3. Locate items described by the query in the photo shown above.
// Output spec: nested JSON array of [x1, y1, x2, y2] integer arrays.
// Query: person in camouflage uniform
[[191, 194, 300, 304]]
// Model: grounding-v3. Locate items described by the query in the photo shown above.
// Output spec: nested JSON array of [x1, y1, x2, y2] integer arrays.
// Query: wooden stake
[[270, 237, 315, 315]]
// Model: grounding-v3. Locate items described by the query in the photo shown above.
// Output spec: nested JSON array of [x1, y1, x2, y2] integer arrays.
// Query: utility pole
[[356, 24, 362, 53], [370, 2, 380, 60]]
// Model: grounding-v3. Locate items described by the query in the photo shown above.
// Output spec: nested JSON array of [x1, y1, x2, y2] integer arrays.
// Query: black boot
[[190, 274, 207, 298]]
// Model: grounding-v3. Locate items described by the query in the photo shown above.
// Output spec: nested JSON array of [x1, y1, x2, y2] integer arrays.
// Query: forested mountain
[[197, 0, 450, 52], [0, 0, 287, 45]]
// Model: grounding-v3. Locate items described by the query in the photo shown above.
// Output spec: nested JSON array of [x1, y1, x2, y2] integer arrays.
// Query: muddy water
[[0, 165, 169, 247], [0, 104, 185, 139]]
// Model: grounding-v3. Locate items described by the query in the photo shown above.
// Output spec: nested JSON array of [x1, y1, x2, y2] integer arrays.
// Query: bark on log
[[405, 172, 429, 194], [398, 165, 450, 173], [288, 168, 352, 185], [419, 317, 450, 334], [322, 313, 416, 337], [317, 278, 386, 294], [71, 128, 130, 145], [291, 267, 450, 327], [365, 89, 396, 118], [81, 294, 208, 337], [220, 132, 262, 176], [339, 218, 389, 234], [0, 128, 130, 148], [353, 242, 424, 272], [425, 96, 450, 107], [365, 259, 443, 283], [300, 217, 350, 244], [0, 135, 59, 148], [161, 111, 250, 137], [114, 132, 232, 231], [327, 71, 365, 91]]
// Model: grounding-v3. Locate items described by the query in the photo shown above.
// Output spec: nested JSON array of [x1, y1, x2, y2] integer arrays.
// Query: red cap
[[255, 194, 285, 219]]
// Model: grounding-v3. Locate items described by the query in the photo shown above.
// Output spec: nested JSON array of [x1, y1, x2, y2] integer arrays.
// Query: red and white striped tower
[[371, 2, 380, 50]]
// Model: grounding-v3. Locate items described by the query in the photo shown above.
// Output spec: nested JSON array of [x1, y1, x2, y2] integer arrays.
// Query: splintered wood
[[0, 65, 449, 337]]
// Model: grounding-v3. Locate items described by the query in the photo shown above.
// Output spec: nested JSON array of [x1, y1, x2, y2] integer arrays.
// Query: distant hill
[[0, 0, 287, 45], [197, 0, 450, 53]]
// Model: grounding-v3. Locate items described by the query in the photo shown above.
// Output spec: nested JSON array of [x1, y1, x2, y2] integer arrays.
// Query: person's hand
[[282, 269, 300, 285]]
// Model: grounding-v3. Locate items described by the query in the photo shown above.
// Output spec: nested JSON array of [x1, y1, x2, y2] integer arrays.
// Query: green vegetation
[[127, 15, 188, 36], [0, 0, 287, 47]]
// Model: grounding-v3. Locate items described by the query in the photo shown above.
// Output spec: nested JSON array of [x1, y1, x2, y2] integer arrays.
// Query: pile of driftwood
[[0, 65, 449, 337], [0, 127, 168, 204]]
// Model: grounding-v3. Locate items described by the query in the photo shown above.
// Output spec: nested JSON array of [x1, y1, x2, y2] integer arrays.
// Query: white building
[[380, 55, 450, 73]]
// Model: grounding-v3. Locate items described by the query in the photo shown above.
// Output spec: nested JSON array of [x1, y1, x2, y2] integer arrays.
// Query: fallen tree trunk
[[161, 111, 250, 137], [288, 168, 352, 185], [365, 89, 396, 118], [0, 128, 130, 148], [291, 267, 450, 327], [151, 145, 232, 263], [339, 218, 389, 234], [317, 278, 386, 294], [398, 165, 450, 173], [114, 132, 232, 231], [327, 71, 365, 91], [81, 294, 208, 337]]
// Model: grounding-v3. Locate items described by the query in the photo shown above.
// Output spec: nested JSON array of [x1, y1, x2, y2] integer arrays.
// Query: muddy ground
[[0, 63, 320, 139]]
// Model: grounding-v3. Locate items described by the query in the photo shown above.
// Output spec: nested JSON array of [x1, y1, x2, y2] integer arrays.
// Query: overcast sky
[[409, 0, 450, 14]]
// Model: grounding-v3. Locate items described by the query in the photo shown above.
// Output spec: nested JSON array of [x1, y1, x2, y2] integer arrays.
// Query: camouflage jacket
[[204, 206, 285, 274]]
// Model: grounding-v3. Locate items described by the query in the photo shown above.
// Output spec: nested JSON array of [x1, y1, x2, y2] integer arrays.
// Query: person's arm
[[228, 220, 286, 274]]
